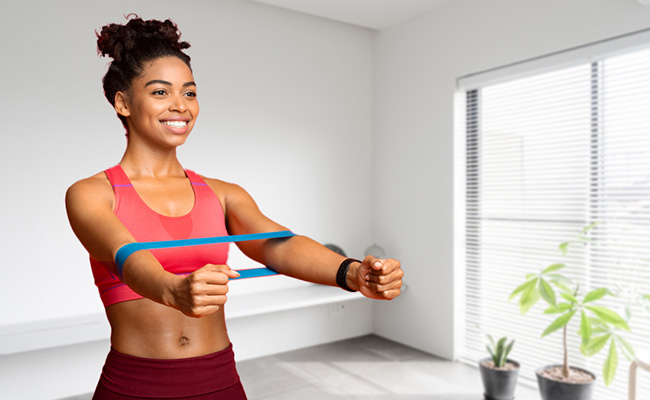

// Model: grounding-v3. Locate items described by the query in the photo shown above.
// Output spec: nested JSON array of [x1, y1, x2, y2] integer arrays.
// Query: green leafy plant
[[485, 333, 515, 368], [509, 223, 634, 386]]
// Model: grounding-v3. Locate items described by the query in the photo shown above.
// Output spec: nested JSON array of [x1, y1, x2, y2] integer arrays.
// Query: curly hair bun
[[96, 14, 190, 63]]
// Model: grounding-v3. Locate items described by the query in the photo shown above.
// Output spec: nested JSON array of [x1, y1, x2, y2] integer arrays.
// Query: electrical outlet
[[328, 302, 347, 317]]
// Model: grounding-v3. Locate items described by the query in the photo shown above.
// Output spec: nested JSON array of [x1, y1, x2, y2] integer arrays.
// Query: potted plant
[[479, 332, 519, 400], [509, 224, 633, 400]]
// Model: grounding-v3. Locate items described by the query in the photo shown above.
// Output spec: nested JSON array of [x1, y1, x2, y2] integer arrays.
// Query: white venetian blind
[[460, 45, 650, 400]]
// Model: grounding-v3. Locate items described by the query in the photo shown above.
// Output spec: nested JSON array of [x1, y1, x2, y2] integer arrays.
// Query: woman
[[66, 16, 403, 399]]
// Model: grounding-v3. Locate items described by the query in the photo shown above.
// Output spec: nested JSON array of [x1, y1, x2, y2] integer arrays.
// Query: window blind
[[460, 46, 650, 400]]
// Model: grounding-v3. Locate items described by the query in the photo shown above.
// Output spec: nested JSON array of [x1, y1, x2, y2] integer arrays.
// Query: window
[[459, 44, 650, 400]]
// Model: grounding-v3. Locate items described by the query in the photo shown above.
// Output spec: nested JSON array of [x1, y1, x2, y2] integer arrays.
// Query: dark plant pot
[[479, 357, 520, 400], [535, 365, 595, 400]]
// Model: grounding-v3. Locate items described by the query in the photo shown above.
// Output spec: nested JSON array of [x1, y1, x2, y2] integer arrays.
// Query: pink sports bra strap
[[185, 169, 208, 186], [105, 165, 133, 187]]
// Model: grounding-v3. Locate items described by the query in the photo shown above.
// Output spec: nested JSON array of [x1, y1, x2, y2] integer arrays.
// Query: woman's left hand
[[353, 256, 403, 300]]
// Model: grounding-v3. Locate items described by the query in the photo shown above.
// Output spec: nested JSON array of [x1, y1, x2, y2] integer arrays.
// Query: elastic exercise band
[[115, 231, 296, 280]]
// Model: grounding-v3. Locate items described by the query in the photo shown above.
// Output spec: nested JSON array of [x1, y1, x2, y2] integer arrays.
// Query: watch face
[[324, 243, 347, 257]]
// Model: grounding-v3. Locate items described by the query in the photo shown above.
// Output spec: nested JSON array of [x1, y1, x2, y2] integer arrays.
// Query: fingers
[[212, 264, 241, 279], [181, 264, 238, 317], [365, 256, 400, 275], [195, 264, 240, 284], [189, 264, 238, 293], [366, 266, 403, 287], [359, 256, 403, 300], [224, 269, 241, 279]]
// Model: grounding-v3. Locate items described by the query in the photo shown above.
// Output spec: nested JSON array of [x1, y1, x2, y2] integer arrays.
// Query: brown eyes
[[150, 90, 196, 98]]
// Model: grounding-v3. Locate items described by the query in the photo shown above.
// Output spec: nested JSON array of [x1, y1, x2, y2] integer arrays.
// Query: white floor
[[237, 334, 539, 400]]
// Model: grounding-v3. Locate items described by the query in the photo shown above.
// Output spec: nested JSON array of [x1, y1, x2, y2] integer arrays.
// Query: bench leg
[[629, 361, 638, 400]]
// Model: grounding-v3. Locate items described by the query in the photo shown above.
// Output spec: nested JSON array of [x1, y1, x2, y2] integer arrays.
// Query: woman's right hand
[[169, 264, 240, 318]]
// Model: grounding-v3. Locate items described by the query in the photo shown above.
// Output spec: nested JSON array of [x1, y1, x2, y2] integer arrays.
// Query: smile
[[161, 120, 188, 128]]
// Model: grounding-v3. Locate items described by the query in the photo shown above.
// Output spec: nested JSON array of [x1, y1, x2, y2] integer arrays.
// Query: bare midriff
[[106, 299, 230, 359]]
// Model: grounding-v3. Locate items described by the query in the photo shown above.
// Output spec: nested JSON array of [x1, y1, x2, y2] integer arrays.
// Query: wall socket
[[328, 302, 347, 317]]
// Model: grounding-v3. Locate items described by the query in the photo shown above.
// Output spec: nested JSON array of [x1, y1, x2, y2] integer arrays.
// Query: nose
[[170, 95, 186, 112]]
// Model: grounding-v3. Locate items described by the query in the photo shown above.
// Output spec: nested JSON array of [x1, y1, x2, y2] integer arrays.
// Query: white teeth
[[162, 120, 188, 128]]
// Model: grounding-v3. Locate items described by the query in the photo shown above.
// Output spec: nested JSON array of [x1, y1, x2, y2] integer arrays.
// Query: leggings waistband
[[99, 344, 241, 398]]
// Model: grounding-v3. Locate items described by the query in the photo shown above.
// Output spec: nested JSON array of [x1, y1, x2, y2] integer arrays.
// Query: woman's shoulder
[[197, 175, 253, 210], [66, 171, 114, 208], [197, 175, 244, 193], [68, 171, 112, 191]]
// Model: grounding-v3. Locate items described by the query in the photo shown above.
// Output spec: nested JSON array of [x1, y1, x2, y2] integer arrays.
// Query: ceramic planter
[[479, 357, 520, 400], [535, 365, 595, 400]]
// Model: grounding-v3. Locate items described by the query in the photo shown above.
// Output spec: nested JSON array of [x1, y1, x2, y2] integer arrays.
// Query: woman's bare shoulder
[[66, 171, 113, 207], [198, 175, 253, 216], [199, 175, 246, 195]]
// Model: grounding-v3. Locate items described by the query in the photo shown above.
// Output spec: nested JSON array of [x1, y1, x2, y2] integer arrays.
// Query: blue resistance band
[[115, 230, 296, 281]]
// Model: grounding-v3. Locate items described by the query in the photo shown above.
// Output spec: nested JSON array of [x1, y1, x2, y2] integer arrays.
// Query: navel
[[179, 336, 190, 346]]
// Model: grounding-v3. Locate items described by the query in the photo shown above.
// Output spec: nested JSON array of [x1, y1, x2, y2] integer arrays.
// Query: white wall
[[372, 0, 650, 359], [0, 1, 374, 398]]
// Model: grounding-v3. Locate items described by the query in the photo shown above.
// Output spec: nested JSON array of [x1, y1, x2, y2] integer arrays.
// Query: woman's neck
[[119, 146, 185, 178]]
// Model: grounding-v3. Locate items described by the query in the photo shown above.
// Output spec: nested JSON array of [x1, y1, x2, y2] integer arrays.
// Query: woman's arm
[[217, 181, 403, 300], [65, 175, 237, 317]]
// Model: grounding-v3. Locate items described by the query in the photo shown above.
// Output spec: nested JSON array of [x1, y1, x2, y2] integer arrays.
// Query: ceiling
[[249, 0, 453, 30]]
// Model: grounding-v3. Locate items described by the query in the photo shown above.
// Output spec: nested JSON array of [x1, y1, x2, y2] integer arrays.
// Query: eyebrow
[[144, 80, 196, 88]]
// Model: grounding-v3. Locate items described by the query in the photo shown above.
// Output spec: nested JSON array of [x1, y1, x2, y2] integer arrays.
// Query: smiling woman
[[64, 14, 403, 400], [113, 57, 199, 150]]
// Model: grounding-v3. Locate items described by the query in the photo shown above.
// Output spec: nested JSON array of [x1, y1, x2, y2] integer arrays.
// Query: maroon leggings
[[92, 344, 247, 400]]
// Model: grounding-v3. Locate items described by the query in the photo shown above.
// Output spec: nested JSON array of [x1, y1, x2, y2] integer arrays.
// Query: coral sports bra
[[90, 165, 230, 307]]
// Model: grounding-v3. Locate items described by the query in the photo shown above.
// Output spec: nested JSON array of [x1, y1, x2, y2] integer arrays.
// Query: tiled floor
[[237, 335, 540, 399], [64, 335, 540, 399]]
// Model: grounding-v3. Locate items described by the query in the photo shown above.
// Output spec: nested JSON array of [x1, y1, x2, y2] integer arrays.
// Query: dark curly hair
[[96, 15, 192, 128]]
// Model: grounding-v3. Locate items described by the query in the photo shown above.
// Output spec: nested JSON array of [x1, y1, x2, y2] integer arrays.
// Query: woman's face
[[116, 56, 199, 148]]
